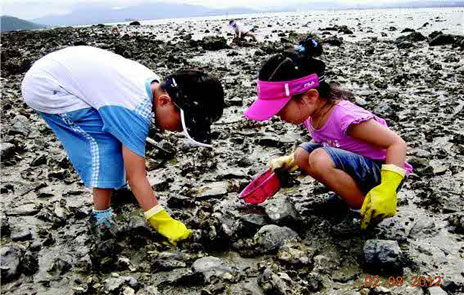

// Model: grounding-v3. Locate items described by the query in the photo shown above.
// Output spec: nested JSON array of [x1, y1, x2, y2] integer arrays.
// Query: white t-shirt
[[230, 21, 250, 34], [21, 46, 160, 156]]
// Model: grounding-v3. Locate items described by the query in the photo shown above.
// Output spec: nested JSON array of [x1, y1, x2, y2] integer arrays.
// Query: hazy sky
[[1, 0, 441, 19]]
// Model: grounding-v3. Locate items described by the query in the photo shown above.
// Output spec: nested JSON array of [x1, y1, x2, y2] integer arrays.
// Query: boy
[[21, 46, 224, 245]]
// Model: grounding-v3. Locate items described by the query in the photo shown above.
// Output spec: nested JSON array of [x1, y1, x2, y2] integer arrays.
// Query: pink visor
[[244, 73, 320, 121]]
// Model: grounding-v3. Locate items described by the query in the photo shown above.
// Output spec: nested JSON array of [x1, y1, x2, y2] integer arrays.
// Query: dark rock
[[395, 32, 426, 47], [31, 154, 47, 166], [253, 224, 298, 254], [324, 36, 343, 46], [0, 245, 24, 283], [401, 28, 415, 33], [21, 251, 39, 275], [240, 214, 267, 236], [201, 36, 228, 51], [129, 21, 141, 26], [1, 214, 11, 237], [363, 239, 404, 274], [441, 279, 462, 293], [0, 143, 16, 159], [167, 194, 195, 208], [11, 228, 32, 241], [430, 34, 455, 46], [264, 196, 299, 225], [151, 252, 188, 272]]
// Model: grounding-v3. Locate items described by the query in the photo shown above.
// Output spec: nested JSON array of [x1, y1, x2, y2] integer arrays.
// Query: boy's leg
[[93, 188, 112, 210]]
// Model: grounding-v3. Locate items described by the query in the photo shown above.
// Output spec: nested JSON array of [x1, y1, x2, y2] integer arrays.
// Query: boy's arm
[[122, 145, 191, 245], [122, 145, 158, 211], [347, 119, 406, 167]]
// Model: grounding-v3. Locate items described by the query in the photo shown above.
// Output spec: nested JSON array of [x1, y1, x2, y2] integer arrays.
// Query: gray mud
[[1, 7, 464, 295]]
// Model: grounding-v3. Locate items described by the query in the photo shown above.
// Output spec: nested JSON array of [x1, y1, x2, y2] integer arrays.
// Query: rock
[[192, 256, 236, 282], [401, 28, 415, 33], [428, 287, 447, 295], [441, 279, 461, 293], [197, 182, 228, 199], [21, 251, 39, 275], [201, 36, 228, 51], [9, 115, 30, 136], [264, 196, 299, 225], [8, 203, 40, 216], [363, 239, 404, 274], [0, 214, 11, 237], [129, 21, 141, 26], [0, 142, 16, 159], [277, 241, 313, 266], [395, 32, 426, 47], [31, 154, 47, 166], [253, 225, 298, 254], [11, 228, 32, 241], [240, 214, 267, 236], [258, 268, 291, 294], [103, 275, 139, 293], [151, 252, 187, 272], [324, 36, 343, 46], [429, 34, 455, 46], [0, 245, 24, 283]]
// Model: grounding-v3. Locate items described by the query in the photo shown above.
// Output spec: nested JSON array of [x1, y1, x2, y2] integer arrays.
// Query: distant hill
[[32, 2, 256, 26], [1, 15, 44, 32]]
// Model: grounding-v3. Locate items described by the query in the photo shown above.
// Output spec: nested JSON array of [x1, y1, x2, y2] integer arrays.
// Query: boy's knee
[[307, 148, 334, 175]]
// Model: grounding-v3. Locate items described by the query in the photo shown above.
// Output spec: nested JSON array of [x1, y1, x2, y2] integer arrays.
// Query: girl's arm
[[347, 119, 407, 167], [122, 145, 158, 211]]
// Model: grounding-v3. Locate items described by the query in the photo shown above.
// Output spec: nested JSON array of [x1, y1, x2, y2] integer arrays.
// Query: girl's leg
[[93, 188, 112, 210], [295, 147, 365, 208]]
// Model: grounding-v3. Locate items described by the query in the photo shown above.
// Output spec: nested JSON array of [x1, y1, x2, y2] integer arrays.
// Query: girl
[[244, 42, 412, 229], [21, 46, 224, 245]]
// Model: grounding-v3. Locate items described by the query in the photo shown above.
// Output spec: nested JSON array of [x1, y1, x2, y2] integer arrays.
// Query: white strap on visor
[[180, 110, 212, 148]]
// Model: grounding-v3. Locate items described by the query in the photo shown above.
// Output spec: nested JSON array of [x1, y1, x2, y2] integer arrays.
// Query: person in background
[[229, 19, 257, 42], [21, 46, 224, 245]]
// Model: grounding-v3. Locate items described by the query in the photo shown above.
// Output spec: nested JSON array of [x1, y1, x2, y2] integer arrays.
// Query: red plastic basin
[[238, 169, 281, 204]]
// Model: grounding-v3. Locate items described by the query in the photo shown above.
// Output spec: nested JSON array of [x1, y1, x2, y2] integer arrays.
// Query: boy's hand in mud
[[145, 205, 192, 246], [268, 153, 298, 172]]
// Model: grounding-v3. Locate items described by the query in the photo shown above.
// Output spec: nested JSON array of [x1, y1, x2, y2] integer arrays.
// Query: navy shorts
[[299, 142, 385, 195]]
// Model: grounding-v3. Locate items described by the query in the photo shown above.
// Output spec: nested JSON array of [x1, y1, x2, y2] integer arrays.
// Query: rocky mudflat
[[1, 7, 464, 295]]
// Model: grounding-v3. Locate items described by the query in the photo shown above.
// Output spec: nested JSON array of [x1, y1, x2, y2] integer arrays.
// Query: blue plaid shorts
[[40, 108, 126, 189]]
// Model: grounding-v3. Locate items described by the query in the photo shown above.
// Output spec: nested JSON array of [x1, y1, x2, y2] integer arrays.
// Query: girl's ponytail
[[296, 36, 323, 58]]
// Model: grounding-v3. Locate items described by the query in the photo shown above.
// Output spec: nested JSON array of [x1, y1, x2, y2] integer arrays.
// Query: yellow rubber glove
[[268, 153, 298, 172], [361, 164, 406, 229], [145, 205, 192, 245]]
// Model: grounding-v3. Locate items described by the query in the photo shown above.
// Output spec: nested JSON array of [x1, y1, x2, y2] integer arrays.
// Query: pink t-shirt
[[303, 100, 413, 174]]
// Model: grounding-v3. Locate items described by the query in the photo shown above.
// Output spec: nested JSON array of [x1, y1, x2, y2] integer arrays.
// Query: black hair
[[296, 35, 323, 58], [258, 52, 332, 99], [163, 69, 224, 122]]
